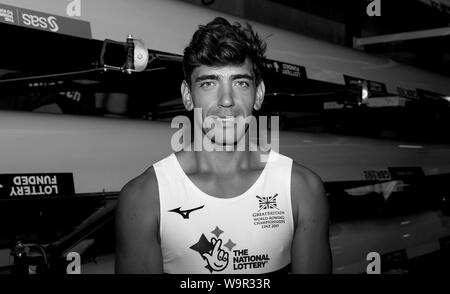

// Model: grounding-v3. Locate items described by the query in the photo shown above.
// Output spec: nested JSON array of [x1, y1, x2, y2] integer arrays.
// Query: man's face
[[181, 59, 265, 146]]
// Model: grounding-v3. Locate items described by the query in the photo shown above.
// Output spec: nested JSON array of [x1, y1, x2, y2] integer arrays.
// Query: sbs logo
[[21, 14, 59, 32]]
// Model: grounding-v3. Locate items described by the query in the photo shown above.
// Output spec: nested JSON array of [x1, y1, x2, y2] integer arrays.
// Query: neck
[[195, 150, 251, 174], [185, 134, 263, 174]]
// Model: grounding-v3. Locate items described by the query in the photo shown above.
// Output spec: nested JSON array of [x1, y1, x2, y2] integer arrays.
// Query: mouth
[[215, 116, 236, 123], [212, 117, 236, 128]]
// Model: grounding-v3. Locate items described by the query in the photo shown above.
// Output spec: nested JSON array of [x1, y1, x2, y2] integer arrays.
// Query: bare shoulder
[[115, 166, 163, 273], [290, 161, 328, 223], [291, 161, 325, 199], [289, 162, 331, 274], [116, 166, 160, 222]]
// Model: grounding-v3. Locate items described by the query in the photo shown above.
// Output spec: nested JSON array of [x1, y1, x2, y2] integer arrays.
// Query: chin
[[211, 132, 247, 149]]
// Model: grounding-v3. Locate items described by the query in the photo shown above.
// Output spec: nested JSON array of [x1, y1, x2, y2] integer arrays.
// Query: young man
[[115, 17, 331, 274]]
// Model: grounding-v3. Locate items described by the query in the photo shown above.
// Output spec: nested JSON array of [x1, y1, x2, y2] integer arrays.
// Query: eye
[[235, 80, 250, 88], [199, 81, 215, 88]]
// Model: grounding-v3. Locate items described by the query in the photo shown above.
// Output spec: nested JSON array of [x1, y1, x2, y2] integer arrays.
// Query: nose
[[218, 84, 235, 108]]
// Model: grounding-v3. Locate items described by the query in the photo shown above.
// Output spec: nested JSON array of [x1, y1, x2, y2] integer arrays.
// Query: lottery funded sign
[[0, 173, 75, 198]]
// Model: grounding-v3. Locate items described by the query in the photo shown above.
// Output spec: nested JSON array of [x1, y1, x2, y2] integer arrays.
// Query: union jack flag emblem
[[256, 194, 279, 211]]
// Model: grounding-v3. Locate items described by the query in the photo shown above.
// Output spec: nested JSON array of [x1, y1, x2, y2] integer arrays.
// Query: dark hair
[[183, 17, 267, 86]]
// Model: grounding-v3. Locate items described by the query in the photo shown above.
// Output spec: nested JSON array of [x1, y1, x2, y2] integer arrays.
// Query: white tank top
[[153, 150, 294, 274]]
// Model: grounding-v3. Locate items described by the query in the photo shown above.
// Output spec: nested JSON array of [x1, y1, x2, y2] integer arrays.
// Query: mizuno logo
[[168, 205, 205, 219]]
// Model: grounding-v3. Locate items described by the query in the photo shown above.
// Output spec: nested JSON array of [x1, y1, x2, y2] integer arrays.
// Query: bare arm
[[115, 167, 163, 273], [291, 163, 332, 274]]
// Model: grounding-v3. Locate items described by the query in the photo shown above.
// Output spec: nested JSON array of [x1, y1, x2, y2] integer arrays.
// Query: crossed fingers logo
[[201, 238, 229, 272], [190, 227, 236, 273]]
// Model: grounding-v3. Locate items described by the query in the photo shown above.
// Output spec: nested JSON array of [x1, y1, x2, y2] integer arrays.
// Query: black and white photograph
[[0, 0, 449, 288]]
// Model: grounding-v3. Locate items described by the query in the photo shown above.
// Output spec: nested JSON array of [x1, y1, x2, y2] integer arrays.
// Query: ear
[[181, 80, 194, 111], [253, 80, 265, 111]]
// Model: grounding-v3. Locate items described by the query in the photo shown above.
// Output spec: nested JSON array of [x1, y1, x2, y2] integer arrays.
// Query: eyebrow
[[194, 74, 255, 83], [232, 74, 254, 81], [195, 75, 219, 82]]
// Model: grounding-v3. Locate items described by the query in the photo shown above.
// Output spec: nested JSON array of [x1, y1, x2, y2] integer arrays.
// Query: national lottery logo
[[190, 226, 270, 273], [190, 226, 232, 273]]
